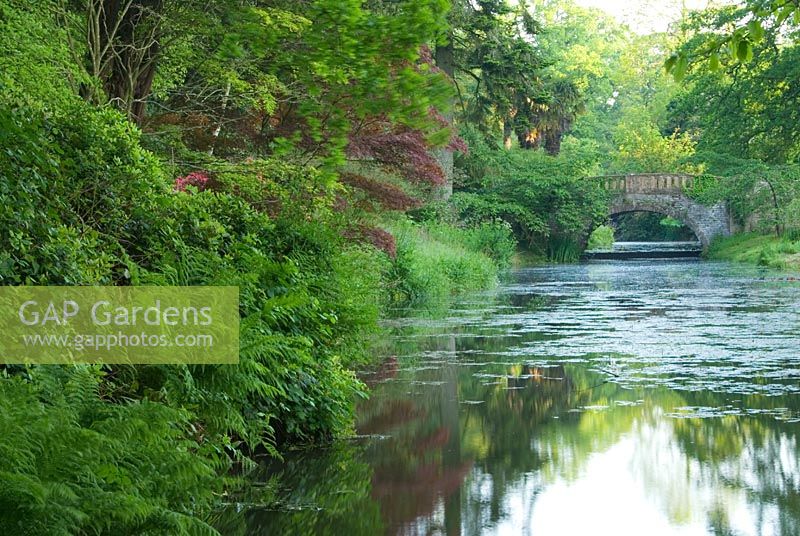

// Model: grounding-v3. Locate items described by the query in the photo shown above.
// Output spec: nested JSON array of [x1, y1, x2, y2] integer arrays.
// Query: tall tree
[[63, 0, 208, 124], [446, 0, 548, 148], [667, 25, 800, 163]]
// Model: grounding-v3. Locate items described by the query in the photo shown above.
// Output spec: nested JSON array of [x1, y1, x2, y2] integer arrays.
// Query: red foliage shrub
[[340, 172, 422, 211], [344, 224, 397, 258], [333, 194, 350, 212], [348, 123, 447, 185], [429, 108, 468, 154], [346, 103, 467, 188]]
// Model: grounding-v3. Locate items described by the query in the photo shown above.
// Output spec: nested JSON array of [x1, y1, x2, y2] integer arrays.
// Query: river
[[217, 260, 800, 536]]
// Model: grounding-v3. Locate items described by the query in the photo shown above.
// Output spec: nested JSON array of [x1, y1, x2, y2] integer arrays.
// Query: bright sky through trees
[[573, 0, 729, 33]]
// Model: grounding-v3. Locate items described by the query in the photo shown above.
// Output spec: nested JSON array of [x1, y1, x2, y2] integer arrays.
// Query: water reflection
[[216, 261, 800, 535]]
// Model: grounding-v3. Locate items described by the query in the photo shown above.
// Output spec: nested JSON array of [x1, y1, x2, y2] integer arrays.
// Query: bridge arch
[[609, 202, 703, 245], [594, 174, 731, 249]]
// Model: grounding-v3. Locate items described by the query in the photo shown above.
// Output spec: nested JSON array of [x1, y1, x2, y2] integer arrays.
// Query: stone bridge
[[595, 173, 731, 248]]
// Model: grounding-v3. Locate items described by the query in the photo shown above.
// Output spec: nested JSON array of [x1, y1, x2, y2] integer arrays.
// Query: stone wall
[[610, 193, 730, 248], [601, 173, 695, 194], [587, 173, 732, 248]]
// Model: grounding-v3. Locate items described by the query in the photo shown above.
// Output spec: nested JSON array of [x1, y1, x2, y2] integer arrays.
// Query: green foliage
[[0, 103, 149, 285], [686, 161, 800, 237], [611, 119, 704, 174], [143, 0, 454, 170], [667, 1, 800, 80], [424, 220, 516, 268], [668, 41, 800, 164], [0, 0, 86, 110], [328, 247, 391, 355], [449, 0, 610, 154], [210, 159, 335, 220], [607, 33, 701, 176], [449, 0, 544, 141], [17, 0, 794, 533], [587, 225, 615, 250], [454, 129, 608, 258], [385, 219, 500, 305], [554, 26, 684, 171], [546, 238, 582, 263], [663, 3, 800, 249], [707, 233, 800, 271], [0, 63, 385, 534], [0, 367, 222, 535]]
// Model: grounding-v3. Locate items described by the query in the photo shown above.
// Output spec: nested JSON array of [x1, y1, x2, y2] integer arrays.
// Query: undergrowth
[[707, 233, 800, 271]]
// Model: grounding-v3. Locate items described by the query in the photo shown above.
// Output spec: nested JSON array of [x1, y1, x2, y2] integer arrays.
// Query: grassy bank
[[707, 233, 800, 271], [385, 219, 515, 305]]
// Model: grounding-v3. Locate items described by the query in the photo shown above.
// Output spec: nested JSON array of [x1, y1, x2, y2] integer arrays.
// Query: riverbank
[[385, 218, 514, 305], [707, 233, 800, 271]]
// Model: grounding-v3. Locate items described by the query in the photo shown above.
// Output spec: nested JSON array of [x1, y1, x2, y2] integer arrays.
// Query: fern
[[0, 369, 222, 535]]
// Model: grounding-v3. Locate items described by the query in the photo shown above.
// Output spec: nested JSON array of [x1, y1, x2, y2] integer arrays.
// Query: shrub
[[453, 135, 609, 256], [0, 0, 86, 111], [212, 159, 335, 219], [174, 171, 211, 192], [0, 106, 121, 285], [461, 221, 517, 268], [587, 225, 615, 250], [0, 90, 384, 533]]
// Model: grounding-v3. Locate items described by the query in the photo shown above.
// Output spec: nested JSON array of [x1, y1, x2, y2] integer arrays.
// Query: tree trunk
[[544, 131, 562, 156], [440, 336, 462, 536], [764, 177, 782, 237], [208, 81, 232, 155], [88, 0, 164, 125], [434, 37, 456, 201], [503, 118, 513, 149]]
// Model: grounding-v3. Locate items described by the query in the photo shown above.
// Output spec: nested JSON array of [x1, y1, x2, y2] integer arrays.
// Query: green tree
[[667, 0, 800, 79], [446, 0, 548, 148], [667, 37, 800, 163]]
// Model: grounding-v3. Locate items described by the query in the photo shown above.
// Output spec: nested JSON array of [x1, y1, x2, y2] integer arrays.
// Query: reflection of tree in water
[[357, 334, 475, 534], [222, 278, 800, 535], [378, 276, 800, 535], [356, 318, 618, 534], [211, 444, 384, 536], [666, 390, 800, 536], [457, 364, 582, 532], [360, 356, 400, 389]]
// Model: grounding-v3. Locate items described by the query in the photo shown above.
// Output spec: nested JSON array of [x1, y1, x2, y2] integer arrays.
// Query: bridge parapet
[[595, 173, 695, 194]]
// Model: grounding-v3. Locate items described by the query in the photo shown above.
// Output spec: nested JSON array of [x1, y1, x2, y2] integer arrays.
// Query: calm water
[[218, 260, 800, 536]]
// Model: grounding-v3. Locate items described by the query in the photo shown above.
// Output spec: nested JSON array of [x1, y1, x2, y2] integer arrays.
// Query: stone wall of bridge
[[596, 174, 731, 248], [601, 173, 695, 194]]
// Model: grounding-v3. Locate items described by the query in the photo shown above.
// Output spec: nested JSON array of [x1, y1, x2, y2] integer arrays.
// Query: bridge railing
[[590, 173, 695, 194]]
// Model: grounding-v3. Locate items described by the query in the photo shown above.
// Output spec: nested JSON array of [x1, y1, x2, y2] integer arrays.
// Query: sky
[[572, 0, 727, 34]]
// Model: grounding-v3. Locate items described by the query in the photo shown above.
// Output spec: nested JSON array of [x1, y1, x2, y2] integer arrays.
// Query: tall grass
[[423, 220, 516, 268], [708, 233, 800, 271], [385, 219, 508, 305], [546, 238, 583, 263]]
